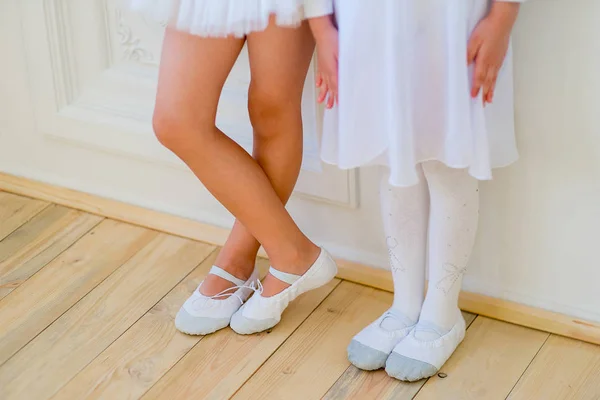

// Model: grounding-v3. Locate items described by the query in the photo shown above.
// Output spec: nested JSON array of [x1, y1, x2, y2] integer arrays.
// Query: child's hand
[[312, 19, 339, 109], [467, 3, 520, 104]]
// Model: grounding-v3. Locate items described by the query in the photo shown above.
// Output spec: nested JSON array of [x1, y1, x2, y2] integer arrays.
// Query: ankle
[[213, 254, 256, 280], [391, 303, 421, 324], [418, 301, 461, 332], [269, 240, 320, 274]]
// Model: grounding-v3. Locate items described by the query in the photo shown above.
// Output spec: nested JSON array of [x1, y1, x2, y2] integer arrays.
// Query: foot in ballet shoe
[[347, 308, 416, 371], [385, 309, 466, 382], [175, 266, 259, 336], [230, 248, 337, 335]]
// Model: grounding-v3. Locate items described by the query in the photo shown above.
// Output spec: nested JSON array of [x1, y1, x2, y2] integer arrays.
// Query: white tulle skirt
[[130, 0, 305, 37], [322, 0, 519, 187]]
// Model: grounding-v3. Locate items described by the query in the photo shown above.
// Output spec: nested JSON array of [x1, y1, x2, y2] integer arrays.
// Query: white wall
[[1, 0, 599, 322], [469, 1, 600, 321]]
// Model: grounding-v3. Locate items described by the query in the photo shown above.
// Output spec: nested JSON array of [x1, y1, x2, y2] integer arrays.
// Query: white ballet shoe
[[175, 266, 259, 335], [385, 310, 466, 382], [230, 248, 337, 335], [347, 309, 415, 371]]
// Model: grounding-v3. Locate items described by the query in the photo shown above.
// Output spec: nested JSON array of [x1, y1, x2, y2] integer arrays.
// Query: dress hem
[[131, 0, 305, 38], [172, 15, 303, 38], [321, 154, 519, 188]]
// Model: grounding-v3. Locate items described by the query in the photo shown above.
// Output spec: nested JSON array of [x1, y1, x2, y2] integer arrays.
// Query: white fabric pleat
[[130, 0, 305, 37], [321, 0, 519, 187]]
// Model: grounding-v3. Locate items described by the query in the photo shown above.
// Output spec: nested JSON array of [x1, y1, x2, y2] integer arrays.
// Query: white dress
[[130, 0, 330, 37], [311, 0, 526, 187]]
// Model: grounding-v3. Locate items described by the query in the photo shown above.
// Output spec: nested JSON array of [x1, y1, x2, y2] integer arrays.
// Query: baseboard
[[1, 171, 599, 346]]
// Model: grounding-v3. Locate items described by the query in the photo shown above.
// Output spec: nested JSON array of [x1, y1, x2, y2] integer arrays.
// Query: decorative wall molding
[[43, 0, 79, 108], [115, 8, 157, 65]]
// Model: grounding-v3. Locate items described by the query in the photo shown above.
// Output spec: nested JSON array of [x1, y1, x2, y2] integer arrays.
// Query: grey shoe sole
[[385, 352, 438, 382], [347, 340, 389, 371], [229, 311, 279, 335], [175, 308, 231, 336]]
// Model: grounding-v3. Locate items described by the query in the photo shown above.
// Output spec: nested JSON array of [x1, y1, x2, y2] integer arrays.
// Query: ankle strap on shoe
[[269, 267, 301, 285], [209, 266, 246, 286]]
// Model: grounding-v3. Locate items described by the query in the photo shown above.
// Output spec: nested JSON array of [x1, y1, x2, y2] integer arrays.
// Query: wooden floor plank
[[325, 367, 423, 400], [507, 335, 600, 400], [52, 249, 220, 400], [0, 234, 214, 400], [323, 312, 478, 400], [0, 219, 156, 367], [231, 281, 391, 400], [0, 192, 49, 241], [413, 317, 549, 400], [0, 205, 103, 299], [143, 278, 341, 400]]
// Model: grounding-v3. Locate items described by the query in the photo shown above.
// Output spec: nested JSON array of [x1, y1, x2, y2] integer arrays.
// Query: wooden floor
[[1, 192, 600, 400]]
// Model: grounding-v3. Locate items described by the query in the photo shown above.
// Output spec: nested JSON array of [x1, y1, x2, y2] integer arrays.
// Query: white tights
[[380, 161, 479, 332]]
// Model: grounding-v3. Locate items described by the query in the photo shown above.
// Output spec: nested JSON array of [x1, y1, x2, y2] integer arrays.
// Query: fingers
[[326, 90, 335, 109], [316, 73, 323, 88], [328, 74, 338, 109], [468, 30, 483, 98], [317, 73, 338, 108], [325, 76, 335, 109], [317, 81, 329, 104], [486, 83, 495, 104], [483, 68, 498, 104], [472, 63, 499, 102], [471, 60, 486, 98], [467, 35, 481, 65]]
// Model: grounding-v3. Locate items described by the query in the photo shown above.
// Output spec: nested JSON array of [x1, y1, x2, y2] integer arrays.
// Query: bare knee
[[152, 106, 214, 153], [248, 87, 301, 141], [152, 109, 179, 150]]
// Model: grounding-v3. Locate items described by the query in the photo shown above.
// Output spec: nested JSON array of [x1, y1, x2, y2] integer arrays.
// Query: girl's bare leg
[[154, 29, 320, 285], [249, 19, 317, 295], [209, 19, 316, 296]]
